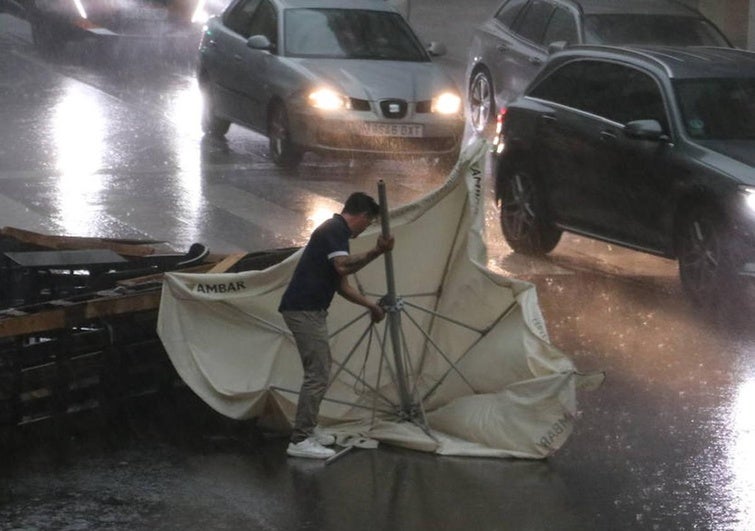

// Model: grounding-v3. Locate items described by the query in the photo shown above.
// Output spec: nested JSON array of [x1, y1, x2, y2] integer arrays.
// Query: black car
[[466, 0, 732, 134], [494, 45, 755, 307], [1, 0, 228, 53]]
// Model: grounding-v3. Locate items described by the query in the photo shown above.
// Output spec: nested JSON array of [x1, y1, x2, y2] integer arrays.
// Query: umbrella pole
[[378, 180, 412, 416]]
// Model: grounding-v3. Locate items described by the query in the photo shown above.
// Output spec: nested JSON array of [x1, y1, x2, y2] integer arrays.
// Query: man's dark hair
[[342, 192, 380, 217]]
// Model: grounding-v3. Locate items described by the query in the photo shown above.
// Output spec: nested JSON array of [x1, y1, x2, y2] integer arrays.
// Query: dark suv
[[494, 45, 755, 307], [466, 0, 731, 134]]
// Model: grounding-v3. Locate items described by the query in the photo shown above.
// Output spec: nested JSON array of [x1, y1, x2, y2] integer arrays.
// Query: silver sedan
[[197, 0, 464, 169]]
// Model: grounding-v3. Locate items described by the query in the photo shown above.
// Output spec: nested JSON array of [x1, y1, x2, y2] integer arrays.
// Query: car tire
[[676, 204, 741, 307], [468, 68, 495, 136], [269, 104, 303, 169], [200, 87, 230, 138], [498, 162, 561, 255]]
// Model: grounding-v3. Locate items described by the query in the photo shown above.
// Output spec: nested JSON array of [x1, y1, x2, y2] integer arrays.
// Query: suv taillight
[[492, 107, 507, 155]]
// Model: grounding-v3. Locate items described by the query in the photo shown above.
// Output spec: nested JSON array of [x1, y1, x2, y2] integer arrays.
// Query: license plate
[[362, 123, 424, 137]]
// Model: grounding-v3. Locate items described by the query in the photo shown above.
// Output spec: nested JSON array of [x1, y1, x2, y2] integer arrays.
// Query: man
[[279, 192, 394, 459]]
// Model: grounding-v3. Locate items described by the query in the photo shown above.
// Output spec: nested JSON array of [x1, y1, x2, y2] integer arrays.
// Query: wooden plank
[[5, 249, 127, 268], [207, 253, 248, 273], [0, 310, 67, 338], [84, 291, 162, 319], [115, 262, 219, 288], [0, 291, 162, 338], [0, 227, 158, 257]]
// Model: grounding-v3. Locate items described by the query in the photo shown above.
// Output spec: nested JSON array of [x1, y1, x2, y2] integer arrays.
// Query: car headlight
[[308, 88, 349, 111], [73, 0, 87, 18], [432, 92, 461, 115], [192, 0, 207, 23], [740, 186, 755, 213], [193, 0, 228, 24]]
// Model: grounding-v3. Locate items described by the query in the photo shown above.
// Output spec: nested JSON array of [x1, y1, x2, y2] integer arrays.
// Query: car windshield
[[284, 8, 428, 61], [583, 15, 730, 46], [675, 78, 755, 140]]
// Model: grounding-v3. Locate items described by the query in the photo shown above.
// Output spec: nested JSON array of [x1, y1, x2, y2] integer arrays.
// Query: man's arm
[[337, 276, 385, 322], [332, 234, 394, 276]]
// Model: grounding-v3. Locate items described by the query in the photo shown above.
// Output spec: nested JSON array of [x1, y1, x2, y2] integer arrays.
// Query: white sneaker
[[313, 426, 335, 446], [287, 438, 336, 459]]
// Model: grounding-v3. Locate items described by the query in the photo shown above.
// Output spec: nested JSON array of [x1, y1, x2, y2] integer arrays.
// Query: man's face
[[351, 212, 376, 237]]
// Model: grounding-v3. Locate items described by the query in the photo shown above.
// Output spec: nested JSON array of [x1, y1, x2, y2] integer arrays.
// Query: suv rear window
[[515, 0, 554, 43], [583, 15, 730, 46]]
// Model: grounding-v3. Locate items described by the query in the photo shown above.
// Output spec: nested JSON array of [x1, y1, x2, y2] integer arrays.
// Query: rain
[[1, 0, 755, 529]]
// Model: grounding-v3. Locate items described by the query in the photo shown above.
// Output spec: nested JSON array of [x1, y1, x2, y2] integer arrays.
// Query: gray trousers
[[282, 310, 332, 443]]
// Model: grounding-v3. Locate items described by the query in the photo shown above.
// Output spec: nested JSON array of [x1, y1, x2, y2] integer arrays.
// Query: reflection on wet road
[[1, 10, 754, 530]]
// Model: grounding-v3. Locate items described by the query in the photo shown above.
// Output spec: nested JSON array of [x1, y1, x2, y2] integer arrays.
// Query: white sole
[[286, 448, 335, 459]]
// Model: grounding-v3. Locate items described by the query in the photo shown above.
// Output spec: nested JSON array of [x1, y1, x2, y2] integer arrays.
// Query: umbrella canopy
[[157, 139, 602, 458]]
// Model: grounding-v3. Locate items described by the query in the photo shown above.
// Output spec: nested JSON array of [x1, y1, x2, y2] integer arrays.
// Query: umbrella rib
[[421, 300, 518, 402], [328, 320, 373, 388], [329, 309, 370, 339], [398, 316, 421, 400], [413, 191, 469, 376], [371, 326, 388, 427], [329, 327, 397, 410], [361, 291, 439, 298], [401, 307, 477, 393], [402, 300, 486, 334]]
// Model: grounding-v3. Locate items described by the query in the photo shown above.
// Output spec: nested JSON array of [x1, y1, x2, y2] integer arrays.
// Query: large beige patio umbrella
[[157, 139, 602, 458]]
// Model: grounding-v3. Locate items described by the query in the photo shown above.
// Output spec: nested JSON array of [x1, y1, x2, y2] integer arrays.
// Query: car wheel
[[200, 87, 230, 138], [676, 205, 740, 306], [499, 163, 561, 255], [269, 104, 303, 169], [468, 69, 495, 135]]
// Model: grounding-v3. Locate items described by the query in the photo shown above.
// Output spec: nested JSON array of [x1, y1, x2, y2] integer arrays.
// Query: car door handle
[[539, 114, 556, 124], [233, 54, 243, 62], [600, 130, 617, 141], [528, 56, 543, 65], [496, 44, 509, 53]]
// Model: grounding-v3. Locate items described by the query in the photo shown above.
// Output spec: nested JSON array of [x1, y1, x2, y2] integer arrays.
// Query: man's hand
[[370, 303, 386, 323], [333, 233, 395, 276], [376, 234, 394, 254]]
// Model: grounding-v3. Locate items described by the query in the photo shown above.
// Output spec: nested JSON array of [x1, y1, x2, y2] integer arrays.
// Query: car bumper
[[290, 110, 464, 158]]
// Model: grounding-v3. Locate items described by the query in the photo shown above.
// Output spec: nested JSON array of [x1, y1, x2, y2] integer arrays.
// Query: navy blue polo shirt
[[279, 214, 351, 312]]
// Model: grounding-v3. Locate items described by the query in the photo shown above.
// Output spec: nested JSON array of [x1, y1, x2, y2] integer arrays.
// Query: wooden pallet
[[0, 229, 297, 439]]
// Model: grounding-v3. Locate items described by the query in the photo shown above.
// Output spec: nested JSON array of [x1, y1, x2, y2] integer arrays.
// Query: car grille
[[380, 100, 408, 119], [346, 100, 432, 114], [416, 101, 432, 113], [349, 98, 371, 111], [316, 131, 457, 153]]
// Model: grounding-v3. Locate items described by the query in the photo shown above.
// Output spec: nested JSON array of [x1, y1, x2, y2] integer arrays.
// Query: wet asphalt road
[[2, 2, 755, 530]]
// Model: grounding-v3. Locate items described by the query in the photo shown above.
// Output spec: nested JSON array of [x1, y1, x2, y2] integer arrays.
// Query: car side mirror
[[547, 41, 567, 54], [624, 119, 669, 142], [427, 41, 447, 57], [247, 34, 274, 51]]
